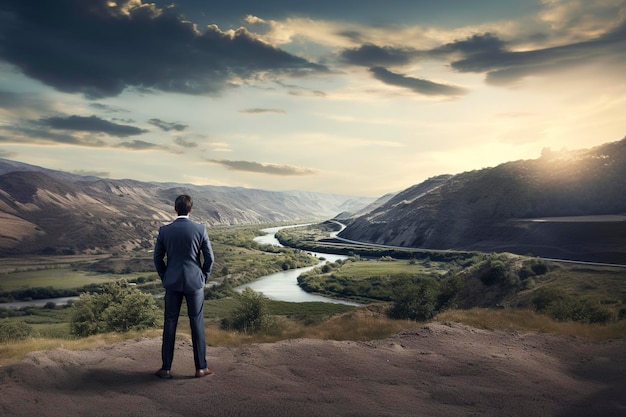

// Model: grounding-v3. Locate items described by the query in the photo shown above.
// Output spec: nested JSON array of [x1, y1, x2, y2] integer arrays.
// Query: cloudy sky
[[1, 0, 625, 197]]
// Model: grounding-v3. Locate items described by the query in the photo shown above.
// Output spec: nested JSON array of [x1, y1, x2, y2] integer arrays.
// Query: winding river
[[2, 224, 358, 308], [234, 225, 359, 306]]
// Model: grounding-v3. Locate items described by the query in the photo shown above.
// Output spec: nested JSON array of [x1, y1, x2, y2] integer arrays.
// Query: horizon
[[1, 133, 623, 199], [1, 1, 625, 197]]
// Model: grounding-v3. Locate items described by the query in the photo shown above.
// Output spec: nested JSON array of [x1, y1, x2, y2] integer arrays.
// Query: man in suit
[[153, 194, 215, 379]]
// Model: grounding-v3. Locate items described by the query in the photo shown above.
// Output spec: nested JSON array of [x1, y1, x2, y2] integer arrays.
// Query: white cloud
[[539, 0, 626, 40]]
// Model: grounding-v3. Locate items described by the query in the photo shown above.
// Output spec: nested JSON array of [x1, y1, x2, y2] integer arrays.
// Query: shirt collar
[[176, 215, 189, 219]]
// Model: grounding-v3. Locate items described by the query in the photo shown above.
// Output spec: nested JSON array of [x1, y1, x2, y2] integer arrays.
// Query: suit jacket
[[153, 217, 214, 292]]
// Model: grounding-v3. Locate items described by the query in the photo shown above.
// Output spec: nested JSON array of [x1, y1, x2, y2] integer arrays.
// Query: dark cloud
[[240, 108, 286, 114], [117, 140, 164, 150], [443, 25, 626, 84], [209, 159, 316, 176], [149, 118, 188, 132], [39, 115, 148, 137], [0, 0, 327, 99], [0, 113, 169, 150], [337, 31, 364, 43], [288, 90, 326, 97], [340, 44, 414, 67], [1, 120, 170, 152], [174, 137, 199, 148], [275, 80, 327, 97], [0, 91, 55, 115], [369, 67, 467, 96], [0, 124, 109, 146], [434, 33, 506, 58], [89, 103, 129, 113], [112, 117, 138, 124]]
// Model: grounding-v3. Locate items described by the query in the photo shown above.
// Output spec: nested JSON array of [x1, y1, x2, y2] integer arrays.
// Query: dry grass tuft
[[436, 308, 626, 340], [0, 329, 162, 367], [3, 308, 623, 368], [206, 311, 408, 347]]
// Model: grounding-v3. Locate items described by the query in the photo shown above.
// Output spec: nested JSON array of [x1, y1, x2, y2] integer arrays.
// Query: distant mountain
[[0, 158, 101, 182], [339, 136, 626, 263], [0, 159, 374, 255]]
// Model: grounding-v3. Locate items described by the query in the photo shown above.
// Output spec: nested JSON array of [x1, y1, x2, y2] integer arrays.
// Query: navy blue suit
[[154, 216, 214, 371]]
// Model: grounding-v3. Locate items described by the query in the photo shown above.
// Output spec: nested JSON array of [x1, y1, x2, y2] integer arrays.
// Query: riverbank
[[234, 224, 358, 305], [0, 224, 320, 309]]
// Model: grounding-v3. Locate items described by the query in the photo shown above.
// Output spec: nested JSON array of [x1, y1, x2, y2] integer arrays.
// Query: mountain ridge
[[0, 158, 374, 255], [339, 136, 626, 263]]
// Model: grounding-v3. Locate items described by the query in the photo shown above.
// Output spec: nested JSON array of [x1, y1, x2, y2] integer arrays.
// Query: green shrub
[[388, 279, 441, 321], [532, 287, 616, 323], [520, 259, 551, 279], [530, 261, 549, 276], [70, 280, 161, 337], [547, 298, 616, 323], [0, 319, 33, 343], [204, 282, 235, 300], [221, 287, 274, 333], [480, 260, 507, 285], [532, 287, 566, 311]]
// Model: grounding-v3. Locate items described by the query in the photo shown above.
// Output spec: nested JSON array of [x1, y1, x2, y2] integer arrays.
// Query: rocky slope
[[0, 159, 373, 255], [340, 136, 626, 263]]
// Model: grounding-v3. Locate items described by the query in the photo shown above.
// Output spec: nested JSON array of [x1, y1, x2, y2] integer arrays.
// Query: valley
[[2, 137, 626, 344]]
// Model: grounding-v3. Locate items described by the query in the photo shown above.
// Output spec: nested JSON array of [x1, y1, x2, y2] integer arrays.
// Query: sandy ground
[[0, 322, 624, 417]]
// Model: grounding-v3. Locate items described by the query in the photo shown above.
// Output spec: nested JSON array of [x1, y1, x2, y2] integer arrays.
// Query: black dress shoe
[[195, 368, 214, 378], [155, 369, 172, 379]]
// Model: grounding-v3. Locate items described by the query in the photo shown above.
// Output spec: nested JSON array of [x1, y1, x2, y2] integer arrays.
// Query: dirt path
[[1, 322, 624, 417]]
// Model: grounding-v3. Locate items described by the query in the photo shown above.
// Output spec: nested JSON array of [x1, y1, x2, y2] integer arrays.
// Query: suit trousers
[[161, 288, 207, 370]]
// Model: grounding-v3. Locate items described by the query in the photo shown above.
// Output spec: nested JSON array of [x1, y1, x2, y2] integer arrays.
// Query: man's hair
[[175, 194, 193, 215]]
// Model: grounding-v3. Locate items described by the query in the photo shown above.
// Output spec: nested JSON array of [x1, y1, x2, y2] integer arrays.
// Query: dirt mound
[[1, 322, 624, 417]]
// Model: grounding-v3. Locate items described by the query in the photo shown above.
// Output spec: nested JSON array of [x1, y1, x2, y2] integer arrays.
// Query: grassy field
[[326, 258, 452, 278], [512, 263, 626, 308], [0, 268, 146, 291], [3, 302, 625, 367], [0, 224, 319, 302], [1, 222, 624, 367], [0, 254, 110, 275], [437, 308, 626, 340]]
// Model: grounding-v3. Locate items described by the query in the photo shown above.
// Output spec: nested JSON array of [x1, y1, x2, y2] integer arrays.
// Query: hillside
[[339, 137, 626, 263], [0, 159, 373, 255]]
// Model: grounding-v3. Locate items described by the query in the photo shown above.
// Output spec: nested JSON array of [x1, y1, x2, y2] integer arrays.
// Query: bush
[[547, 298, 616, 323], [530, 261, 549, 276], [70, 280, 161, 337], [204, 282, 235, 300], [480, 260, 507, 286], [388, 279, 441, 321], [532, 287, 616, 324], [531, 287, 566, 311], [0, 320, 33, 343], [519, 259, 551, 279], [221, 287, 274, 333]]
